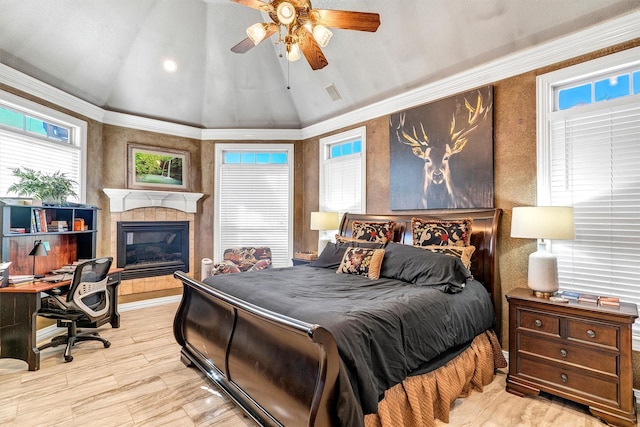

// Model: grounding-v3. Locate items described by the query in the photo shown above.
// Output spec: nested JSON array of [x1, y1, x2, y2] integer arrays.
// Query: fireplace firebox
[[117, 221, 189, 280]]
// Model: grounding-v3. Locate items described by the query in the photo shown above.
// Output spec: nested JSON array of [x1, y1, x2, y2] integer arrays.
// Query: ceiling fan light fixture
[[286, 43, 301, 62], [277, 2, 296, 25], [312, 25, 332, 47], [246, 23, 268, 45]]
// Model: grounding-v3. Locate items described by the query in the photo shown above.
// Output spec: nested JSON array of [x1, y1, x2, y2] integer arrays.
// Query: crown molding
[[2, 10, 639, 141], [0, 63, 105, 122]]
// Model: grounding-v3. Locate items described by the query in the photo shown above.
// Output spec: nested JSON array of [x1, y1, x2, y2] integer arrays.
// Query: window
[[319, 126, 367, 221], [214, 144, 293, 267], [537, 46, 640, 344], [0, 90, 86, 202]]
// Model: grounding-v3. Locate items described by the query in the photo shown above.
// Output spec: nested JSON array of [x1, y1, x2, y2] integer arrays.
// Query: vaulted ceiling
[[1, 0, 639, 129]]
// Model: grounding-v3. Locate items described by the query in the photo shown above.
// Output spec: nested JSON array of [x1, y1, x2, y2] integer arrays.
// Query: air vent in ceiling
[[325, 84, 342, 102]]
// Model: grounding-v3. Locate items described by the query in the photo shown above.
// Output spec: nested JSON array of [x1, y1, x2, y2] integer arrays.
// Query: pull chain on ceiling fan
[[230, 0, 380, 70]]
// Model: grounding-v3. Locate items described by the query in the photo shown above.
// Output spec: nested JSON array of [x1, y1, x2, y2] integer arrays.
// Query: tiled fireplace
[[104, 188, 203, 296]]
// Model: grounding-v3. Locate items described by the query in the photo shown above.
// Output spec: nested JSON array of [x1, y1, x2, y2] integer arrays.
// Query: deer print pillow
[[412, 217, 473, 247]]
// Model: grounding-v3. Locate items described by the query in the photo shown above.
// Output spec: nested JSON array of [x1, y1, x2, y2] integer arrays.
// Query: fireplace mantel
[[103, 188, 204, 213]]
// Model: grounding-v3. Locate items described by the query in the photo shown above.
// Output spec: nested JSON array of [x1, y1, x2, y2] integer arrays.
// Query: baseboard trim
[[36, 295, 182, 342]]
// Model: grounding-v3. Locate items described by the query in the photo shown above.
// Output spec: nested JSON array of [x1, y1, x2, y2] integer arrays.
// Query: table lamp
[[310, 211, 340, 253], [29, 240, 48, 279], [511, 206, 575, 298]]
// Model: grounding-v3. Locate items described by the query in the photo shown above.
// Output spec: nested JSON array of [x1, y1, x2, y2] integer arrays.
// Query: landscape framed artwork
[[127, 143, 189, 191], [388, 85, 494, 210]]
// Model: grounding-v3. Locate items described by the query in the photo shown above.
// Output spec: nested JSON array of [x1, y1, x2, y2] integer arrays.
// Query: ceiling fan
[[230, 0, 380, 70]]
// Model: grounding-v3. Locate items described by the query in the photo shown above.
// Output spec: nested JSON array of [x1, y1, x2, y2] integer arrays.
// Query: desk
[[0, 268, 122, 371]]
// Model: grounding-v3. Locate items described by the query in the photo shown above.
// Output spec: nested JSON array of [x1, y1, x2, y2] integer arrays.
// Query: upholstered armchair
[[209, 247, 272, 276]]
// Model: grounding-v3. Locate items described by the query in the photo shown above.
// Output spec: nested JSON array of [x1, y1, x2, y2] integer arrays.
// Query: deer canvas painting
[[389, 86, 494, 210]]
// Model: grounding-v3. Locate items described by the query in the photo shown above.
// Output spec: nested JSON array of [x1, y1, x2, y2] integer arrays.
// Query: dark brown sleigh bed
[[173, 209, 504, 427]]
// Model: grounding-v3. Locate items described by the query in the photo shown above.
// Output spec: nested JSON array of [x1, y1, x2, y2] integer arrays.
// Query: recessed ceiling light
[[163, 59, 178, 73]]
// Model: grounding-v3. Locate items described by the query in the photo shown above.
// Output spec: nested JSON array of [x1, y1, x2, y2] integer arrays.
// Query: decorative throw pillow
[[412, 217, 473, 247], [336, 247, 385, 280], [310, 240, 384, 269], [351, 221, 396, 243], [422, 245, 476, 270]]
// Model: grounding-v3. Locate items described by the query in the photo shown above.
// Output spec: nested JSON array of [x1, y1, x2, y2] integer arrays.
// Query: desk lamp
[[29, 240, 48, 279], [511, 206, 575, 298], [310, 211, 340, 253]]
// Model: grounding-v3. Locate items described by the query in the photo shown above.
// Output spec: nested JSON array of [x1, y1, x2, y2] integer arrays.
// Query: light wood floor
[[0, 301, 620, 426]]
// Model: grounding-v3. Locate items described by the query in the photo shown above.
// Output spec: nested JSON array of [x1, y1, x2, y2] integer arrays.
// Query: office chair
[[38, 257, 113, 362]]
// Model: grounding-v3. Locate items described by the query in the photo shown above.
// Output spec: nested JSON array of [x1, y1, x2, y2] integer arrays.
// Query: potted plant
[[6, 167, 77, 206]]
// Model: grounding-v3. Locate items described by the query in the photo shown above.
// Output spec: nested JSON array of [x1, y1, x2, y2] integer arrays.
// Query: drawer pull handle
[[586, 329, 596, 338], [534, 319, 542, 327], [560, 349, 567, 358], [560, 373, 568, 383]]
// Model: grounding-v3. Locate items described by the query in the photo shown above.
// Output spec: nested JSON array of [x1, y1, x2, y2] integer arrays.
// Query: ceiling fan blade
[[313, 9, 380, 32], [299, 30, 328, 70], [231, 37, 256, 53], [231, 24, 277, 53], [230, 0, 274, 13]]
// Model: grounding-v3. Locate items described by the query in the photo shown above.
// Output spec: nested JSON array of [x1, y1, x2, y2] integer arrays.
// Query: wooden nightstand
[[506, 288, 638, 427]]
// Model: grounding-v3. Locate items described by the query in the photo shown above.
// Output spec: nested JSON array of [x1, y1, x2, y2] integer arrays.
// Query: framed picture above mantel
[[127, 143, 190, 191]]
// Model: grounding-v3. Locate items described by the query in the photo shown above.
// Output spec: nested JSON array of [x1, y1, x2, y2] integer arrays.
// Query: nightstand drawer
[[567, 318, 618, 349], [519, 334, 617, 375], [519, 357, 618, 404], [518, 309, 560, 336]]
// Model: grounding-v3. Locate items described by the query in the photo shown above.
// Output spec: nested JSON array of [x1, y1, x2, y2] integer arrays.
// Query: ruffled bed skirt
[[364, 330, 507, 427]]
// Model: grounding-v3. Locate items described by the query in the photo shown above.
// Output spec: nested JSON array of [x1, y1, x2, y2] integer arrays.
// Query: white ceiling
[[1, 0, 639, 129]]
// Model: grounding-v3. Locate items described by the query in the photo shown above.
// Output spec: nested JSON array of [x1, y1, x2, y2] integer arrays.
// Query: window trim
[[537, 46, 640, 205], [319, 126, 367, 214], [536, 46, 640, 349], [0, 89, 88, 202], [213, 143, 294, 265]]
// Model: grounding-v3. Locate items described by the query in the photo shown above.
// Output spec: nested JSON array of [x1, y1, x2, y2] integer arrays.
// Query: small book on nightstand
[[577, 293, 599, 304], [599, 296, 620, 307]]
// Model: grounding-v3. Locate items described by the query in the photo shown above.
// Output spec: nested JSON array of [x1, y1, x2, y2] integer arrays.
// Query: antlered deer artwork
[[389, 86, 494, 210]]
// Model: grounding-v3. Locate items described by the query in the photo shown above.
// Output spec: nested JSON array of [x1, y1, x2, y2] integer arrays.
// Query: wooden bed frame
[[173, 209, 502, 426]]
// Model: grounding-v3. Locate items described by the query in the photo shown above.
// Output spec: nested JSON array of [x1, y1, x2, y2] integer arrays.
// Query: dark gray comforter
[[203, 265, 495, 425]]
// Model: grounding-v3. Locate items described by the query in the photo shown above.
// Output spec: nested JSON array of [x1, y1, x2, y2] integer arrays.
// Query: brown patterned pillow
[[421, 245, 476, 270], [412, 217, 473, 247], [336, 247, 385, 280], [351, 221, 396, 243]]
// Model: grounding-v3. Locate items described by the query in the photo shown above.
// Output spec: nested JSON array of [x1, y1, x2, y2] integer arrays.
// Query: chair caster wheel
[[104, 342, 111, 348], [64, 355, 73, 362]]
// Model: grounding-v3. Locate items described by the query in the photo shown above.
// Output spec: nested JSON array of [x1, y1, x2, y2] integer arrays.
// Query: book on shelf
[[599, 296, 620, 307], [577, 293, 599, 304], [9, 227, 26, 233]]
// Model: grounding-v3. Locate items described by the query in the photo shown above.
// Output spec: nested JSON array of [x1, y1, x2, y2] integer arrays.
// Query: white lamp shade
[[286, 43, 301, 62], [246, 23, 267, 45], [511, 206, 575, 240], [312, 25, 333, 47], [310, 211, 339, 231], [511, 206, 575, 297]]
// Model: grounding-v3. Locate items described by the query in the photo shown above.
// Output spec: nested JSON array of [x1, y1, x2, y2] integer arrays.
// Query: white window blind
[[215, 146, 293, 268], [0, 130, 81, 200], [549, 104, 640, 304], [319, 126, 366, 217], [321, 155, 362, 213]]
